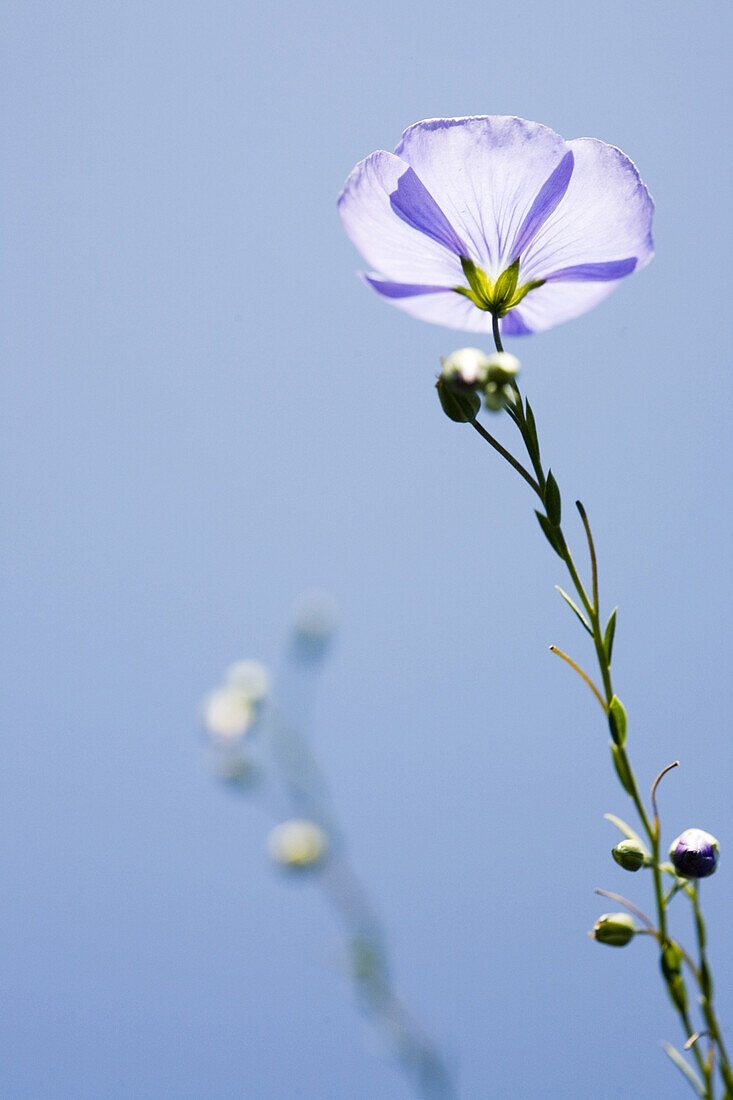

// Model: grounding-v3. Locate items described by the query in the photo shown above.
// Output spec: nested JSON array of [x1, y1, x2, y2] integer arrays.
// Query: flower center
[[453, 257, 545, 317]]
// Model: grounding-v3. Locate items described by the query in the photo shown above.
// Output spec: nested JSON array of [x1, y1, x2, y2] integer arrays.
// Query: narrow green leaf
[[661, 1043, 706, 1097], [608, 695, 627, 746], [544, 469, 562, 525], [604, 607, 618, 663], [555, 586, 592, 634], [535, 511, 564, 558], [604, 813, 649, 855], [524, 400, 541, 466], [611, 743, 635, 796]]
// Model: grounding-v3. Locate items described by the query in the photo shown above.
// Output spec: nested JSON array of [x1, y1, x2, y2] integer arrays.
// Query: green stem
[[692, 884, 733, 1093], [471, 324, 724, 1096]]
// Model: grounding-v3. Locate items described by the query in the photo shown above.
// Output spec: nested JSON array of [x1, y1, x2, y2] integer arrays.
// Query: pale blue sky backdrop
[[3, 2, 733, 1096]]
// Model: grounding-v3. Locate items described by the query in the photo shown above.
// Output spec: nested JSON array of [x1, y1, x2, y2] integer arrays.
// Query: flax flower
[[338, 116, 654, 335]]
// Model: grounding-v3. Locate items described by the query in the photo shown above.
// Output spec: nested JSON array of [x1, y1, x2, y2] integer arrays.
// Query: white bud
[[267, 819, 328, 868], [202, 686, 253, 742], [485, 351, 521, 384], [225, 659, 271, 704], [441, 347, 491, 388]]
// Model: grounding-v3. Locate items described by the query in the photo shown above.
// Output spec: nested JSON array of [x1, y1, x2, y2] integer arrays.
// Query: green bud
[[591, 911, 636, 947], [612, 839, 646, 872], [436, 375, 480, 422], [485, 352, 521, 385]]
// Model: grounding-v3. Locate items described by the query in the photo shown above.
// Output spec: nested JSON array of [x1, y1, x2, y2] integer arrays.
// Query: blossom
[[669, 828, 720, 879], [338, 116, 654, 336]]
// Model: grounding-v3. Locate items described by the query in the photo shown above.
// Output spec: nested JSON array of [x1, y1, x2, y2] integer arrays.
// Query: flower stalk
[[452, 324, 731, 1099]]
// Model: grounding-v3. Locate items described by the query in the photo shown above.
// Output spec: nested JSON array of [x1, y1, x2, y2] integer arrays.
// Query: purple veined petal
[[394, 117, 571, 278], [503, 279, 621, 334], [364, 275, 497, 333], [338, 150, 464, 286], [519, 137, 655, 286], [509, 150, 575, 262], [362, 274, 457, 298], [543, 258, 637, 282], [389, 167, 468, 257]]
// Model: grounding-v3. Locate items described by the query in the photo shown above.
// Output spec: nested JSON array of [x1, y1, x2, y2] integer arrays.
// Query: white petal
[[508, 280, 619, 334], [520, 137, 654, 283], [338, 150, 463, 285], [394, 116, 570, 279], [366, 277, 495, 332]]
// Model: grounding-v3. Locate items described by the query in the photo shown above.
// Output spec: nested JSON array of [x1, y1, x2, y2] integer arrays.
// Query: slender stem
[[576, 502, 598, 613], [492, 312, 504, 353], [692, 884, 733, 1092], [549, 646, 606, 709], [469, 325, 727, 1094], [470, 419, 542, 498]]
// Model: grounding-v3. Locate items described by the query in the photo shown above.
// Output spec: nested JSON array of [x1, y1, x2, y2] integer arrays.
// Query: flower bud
[[267, 819, 328, 869], [612, 839, 646, 872], [591, 911, 636, 947], [436, 376, 481, 421], [669, 828, 720, 879], [202, 686, 253, 743], [482, 352, 521, 411], [441, 347, 491, 388], [225, 659, 271, 705], [485, 351, 521, 385]]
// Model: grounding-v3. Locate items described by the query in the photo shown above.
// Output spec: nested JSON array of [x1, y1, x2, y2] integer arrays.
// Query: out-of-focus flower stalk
[[203, 596, 452, 1099]]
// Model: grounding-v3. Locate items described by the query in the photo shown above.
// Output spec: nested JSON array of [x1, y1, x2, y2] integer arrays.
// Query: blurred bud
[[669, 828, 720, 879], [292, 589, 338, 646], [225, 659, 271, 704], [482, 352, 520, 412], [612, 839, 646, 872], [441, 347, 491, 388], [485, 351, 521, 385], [202, 686, 253, 743], [267, 819, 328, 869], [591, 912, 636, 947], [436, 374, 480, 422]]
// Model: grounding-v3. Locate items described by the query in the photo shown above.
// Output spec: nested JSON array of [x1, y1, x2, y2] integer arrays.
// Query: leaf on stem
[[535, 511, 564, 557], [544, 469, 562, 525], [604, 813, 649, 856], [604, 607, 617, 663], [555, 586, 592, 634], [661, 1043, 706, 1098], [524, 399, 541, 467], [611, 743, 636, 797], [608, 695, 627, 746]]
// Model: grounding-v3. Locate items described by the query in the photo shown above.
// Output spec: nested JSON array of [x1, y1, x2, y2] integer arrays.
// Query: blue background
[[3, 2, 732, 1096]]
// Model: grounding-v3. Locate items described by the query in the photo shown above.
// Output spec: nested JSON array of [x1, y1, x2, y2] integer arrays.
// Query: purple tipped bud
[[669, 828, 720, 879]]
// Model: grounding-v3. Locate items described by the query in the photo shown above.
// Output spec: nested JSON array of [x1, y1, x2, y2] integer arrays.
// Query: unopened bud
[[591, 911, 636, 947], [267, 819, 328, 869], [202, 686, 253, 743], [612, 839, 646, 872], [436, 372, 480, 422], [485, 351, 521, 385], [441, 347, 491, 388], [670, 828, 720, 879]]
